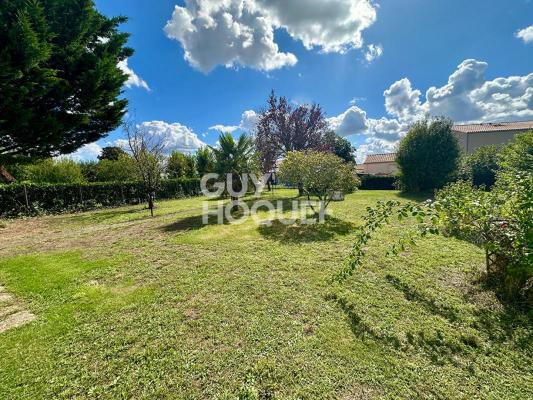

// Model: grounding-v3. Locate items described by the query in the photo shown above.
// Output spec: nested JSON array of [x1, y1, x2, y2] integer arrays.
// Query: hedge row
[[0, 179, 201, 217], [359, 174, 398, 190]]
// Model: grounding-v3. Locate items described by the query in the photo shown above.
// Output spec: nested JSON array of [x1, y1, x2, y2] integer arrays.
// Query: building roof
[[452, 120, 533, 134], [363, 153, 397, 164]]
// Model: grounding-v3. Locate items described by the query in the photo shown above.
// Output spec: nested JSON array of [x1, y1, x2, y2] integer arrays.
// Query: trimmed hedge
[[0, 179, 201, 217], [359, 174, 398, 190]]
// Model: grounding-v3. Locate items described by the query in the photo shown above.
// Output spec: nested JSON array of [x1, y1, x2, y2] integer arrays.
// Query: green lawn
[[0, 190, 531, 399]]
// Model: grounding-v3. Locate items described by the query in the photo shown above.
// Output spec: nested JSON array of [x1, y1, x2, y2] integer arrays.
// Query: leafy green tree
[[279, 151, 360, 212], [80, 161, 99, 182], [397, 117, 460, 192], [98, 146, 129, 162], [460, 145, 500, 188], [0, 0, 133, 163], [167, 151, 196, 179], [20, 158, 86, 183], [196, 146, 215, 176], [325, 131, 356, 163], [211, 133, 258, 199], [96, 154, 138, 182]]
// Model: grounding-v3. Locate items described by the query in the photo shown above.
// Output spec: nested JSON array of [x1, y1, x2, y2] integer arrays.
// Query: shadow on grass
[[160, 214, 207, 232], [396, 191, 434, 202], [385, 274, 461, 322], [258, 216, 355, 243], [325, 292, 476, 365], [67, 207, 143, 224]]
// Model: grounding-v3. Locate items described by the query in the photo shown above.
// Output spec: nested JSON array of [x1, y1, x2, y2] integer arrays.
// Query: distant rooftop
[[363, 153, 397, 164], [453, 120, 533, 134]]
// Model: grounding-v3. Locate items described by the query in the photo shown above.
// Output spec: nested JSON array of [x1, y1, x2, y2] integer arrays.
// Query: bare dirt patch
[[0, 285, 36, 334]]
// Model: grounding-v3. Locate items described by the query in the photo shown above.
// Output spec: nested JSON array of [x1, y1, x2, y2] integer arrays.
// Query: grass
[[0, 189, 531, 399]]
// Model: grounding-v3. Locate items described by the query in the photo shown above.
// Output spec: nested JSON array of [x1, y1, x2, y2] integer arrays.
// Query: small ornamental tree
[[279, 151, 360, 213], [397, 117, 461, 192], [124, 122, 165, 217]]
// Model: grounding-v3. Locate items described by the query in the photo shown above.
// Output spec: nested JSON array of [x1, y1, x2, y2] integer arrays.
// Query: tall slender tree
[[0, 0, 133, 164]]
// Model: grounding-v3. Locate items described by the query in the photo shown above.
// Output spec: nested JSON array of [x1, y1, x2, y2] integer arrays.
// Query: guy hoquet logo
[[200, 173, 328, 226]]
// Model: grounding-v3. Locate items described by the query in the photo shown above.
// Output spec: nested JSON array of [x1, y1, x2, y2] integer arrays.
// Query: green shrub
[[397, 117, 461, 192], [95, 155, 138, 182], [0, 179, 201, 217], [460, 145, 500, 188], [19, 158, 86, 184], [359, 175, 397, 190]]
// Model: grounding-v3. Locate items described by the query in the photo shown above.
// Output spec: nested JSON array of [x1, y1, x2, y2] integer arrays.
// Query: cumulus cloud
[[356, 138, 398, 164], [67, 142, 103, 161], [210, 110, 260, 134], [329, 58, 533, 161], [383, 78, 424, 122], [164, 0, 377, 72], [516, 25, 533, 44], [364, 44, 383, 63], [327, 106, 368, 136], [382, 59, 533, 124], [118, 59, 150, 90], [119, 121, 206, 154], [209, 124, 239, 134]]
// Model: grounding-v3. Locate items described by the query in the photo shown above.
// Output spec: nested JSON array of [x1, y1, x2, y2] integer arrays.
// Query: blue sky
[[77, 0, 533, 162]]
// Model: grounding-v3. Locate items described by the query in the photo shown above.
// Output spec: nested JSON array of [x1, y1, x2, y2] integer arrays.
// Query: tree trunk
[[148, 192, 155, 217], [0, 165, 15, 183]]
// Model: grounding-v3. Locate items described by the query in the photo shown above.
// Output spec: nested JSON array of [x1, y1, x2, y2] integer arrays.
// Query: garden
[[1, 188, 531, 399]]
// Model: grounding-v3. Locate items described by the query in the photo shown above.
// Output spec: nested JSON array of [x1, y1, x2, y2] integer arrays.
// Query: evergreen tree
[[0, 0, 133, 163]]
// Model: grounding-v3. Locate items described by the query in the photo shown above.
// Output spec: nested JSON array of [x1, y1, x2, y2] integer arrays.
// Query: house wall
[[454, 130, 523, 154], [363, 161, 398, 176]]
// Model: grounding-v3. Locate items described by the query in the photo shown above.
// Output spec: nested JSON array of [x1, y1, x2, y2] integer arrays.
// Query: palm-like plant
[[210, 133, 257, 199]]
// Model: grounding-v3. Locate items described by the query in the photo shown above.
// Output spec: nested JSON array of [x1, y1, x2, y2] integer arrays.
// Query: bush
[[359, 175, 397, 190], [95, 155, 138, 182], [19, 158, 86, 184], [0, 179, 201, 217], [397, 117, 461, 192], [460, 145, 500, 188]]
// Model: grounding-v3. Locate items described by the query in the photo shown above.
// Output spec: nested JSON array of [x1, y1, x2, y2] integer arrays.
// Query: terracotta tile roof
[[363, 153, 397, 164], [453, 120, 533, 134]]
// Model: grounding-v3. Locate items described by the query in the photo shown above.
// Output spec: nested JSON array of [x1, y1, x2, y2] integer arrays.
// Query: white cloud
[[66, 142, 103, 161], [117, 121, 206, 154], [383, 78, 424, 122], [118, 59, 150, 90], [329, 59, 533, 160], [382, 59, 533, 124], [164, 0, 377, 72], [364, 44, 383, 63], [356, 138, 398, 164], [209, 124, 239, 134], [516, 25, 533, 44], [327, 106, 368, 136], [239, 110, 260, 131], [210, 110, 260, 134]]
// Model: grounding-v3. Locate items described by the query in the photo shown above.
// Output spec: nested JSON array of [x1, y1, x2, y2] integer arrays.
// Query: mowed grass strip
[[0, 190, 531, 399]]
